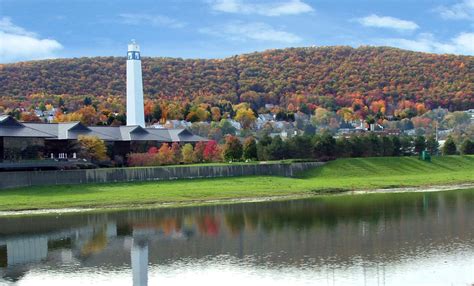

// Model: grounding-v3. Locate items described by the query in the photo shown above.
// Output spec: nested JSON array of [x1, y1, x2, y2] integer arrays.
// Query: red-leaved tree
[[203, 140, 221, 162]]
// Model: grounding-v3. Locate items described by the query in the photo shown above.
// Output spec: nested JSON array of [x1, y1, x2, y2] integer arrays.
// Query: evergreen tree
[[442, 137, 457, 155], [400, 136, 413, 156], [243, 137, 257, 160], [83, 97, 92, 106], [381, 136, 394, 156], [336, 137, 352, 158], [391, 136, 402, 156], [460, 139, 474, 155], [313, 132, 336, 160], [350, 136, 365, 157], [256, 135, 272, 161], [57, 97, 65, 108], [414, 135, 426, 154], [287, 135, 312, 159], [39, 102, 46, 112], [367, 133, 383, 156], [266, 136, 287, 160], [426, 136, 439, 155]]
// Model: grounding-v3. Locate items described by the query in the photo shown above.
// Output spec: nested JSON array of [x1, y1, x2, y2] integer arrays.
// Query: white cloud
[[0, 17, 62, 63], [0, 17, 36, 37], [451, 32, 474, 54], [436, 0, 474, 20], [377, 32, 474, 55], [357, 14, 419, 31], [119, 13, 186, 28], [207, 0, 313, 16], [199, 22, 302, 43]]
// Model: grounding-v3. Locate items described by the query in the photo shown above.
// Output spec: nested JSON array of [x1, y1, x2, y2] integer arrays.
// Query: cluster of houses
[[33, 107, 57, 123]]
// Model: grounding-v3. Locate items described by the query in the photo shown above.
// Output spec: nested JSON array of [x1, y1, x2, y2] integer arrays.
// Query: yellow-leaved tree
[[234, 104, 256, 129], [77, 135, 109, 162]]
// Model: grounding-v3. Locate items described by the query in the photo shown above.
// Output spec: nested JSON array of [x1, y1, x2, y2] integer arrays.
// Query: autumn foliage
[[1, 46, 472, 124], [127, 141, 223, 167], [77, 135, 109, 162]]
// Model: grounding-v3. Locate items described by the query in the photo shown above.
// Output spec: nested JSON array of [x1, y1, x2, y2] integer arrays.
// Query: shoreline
[[1, 183, 473, 217]]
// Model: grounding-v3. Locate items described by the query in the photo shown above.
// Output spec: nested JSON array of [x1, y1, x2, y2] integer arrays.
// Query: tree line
[[125, 134, 474, 167]]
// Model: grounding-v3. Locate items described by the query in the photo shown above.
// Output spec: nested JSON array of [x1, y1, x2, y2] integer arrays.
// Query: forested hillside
[[0, 46, 473, 118]]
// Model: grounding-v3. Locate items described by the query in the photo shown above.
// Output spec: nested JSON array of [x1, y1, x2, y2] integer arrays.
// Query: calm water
[[1, 189, 474, 286]]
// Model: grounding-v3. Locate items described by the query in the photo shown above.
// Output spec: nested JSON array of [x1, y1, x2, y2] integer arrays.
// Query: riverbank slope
[[0, 156, 473, 211]]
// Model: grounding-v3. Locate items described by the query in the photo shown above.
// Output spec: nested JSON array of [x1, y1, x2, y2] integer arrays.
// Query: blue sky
[[0, 0, 473, 63]]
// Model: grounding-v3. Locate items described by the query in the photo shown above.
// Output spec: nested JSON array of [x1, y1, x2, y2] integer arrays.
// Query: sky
[[0, 0, 473, 63]]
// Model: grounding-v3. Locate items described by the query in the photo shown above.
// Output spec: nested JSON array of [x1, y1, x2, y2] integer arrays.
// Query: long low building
[[0, 115, 207, 162]]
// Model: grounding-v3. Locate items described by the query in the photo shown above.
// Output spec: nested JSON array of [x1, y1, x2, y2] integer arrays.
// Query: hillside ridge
[[1, 46, 473, 111]]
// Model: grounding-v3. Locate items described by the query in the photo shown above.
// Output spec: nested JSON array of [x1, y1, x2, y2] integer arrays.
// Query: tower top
[[128, 40, 140, 52]]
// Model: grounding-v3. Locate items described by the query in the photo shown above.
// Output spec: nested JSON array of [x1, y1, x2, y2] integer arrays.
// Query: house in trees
[[465, 109, 474, 123]]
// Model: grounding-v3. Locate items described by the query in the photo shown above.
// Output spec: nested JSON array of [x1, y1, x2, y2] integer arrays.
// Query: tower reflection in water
[[132, 239, 148, 286], [0, 222, 165, 286], [131, 229, 152, 286]]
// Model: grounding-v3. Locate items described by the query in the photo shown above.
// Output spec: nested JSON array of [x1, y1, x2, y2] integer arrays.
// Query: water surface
[[1, 189, 474, 285]]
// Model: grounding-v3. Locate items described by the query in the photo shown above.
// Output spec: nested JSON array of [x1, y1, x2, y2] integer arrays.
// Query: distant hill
[[0, 46, 473, 111]]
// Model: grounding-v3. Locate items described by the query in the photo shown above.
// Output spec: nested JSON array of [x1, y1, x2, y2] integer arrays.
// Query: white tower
[[126, 40, 145, 127]]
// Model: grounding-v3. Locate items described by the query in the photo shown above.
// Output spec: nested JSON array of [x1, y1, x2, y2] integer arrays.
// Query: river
[[1, 189, 473, 285]]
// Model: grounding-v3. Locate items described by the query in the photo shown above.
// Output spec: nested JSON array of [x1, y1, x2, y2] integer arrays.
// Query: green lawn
[[0, 155, 473, 211]]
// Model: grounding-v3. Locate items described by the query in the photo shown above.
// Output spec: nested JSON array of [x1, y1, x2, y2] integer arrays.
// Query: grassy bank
[[0, 156, 473, 211]]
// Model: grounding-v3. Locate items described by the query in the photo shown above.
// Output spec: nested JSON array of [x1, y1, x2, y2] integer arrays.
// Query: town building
[[0, 115, 206, 163]]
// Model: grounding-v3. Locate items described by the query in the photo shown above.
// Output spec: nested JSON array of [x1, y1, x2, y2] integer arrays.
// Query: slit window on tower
[[128, 51, 140, 60]]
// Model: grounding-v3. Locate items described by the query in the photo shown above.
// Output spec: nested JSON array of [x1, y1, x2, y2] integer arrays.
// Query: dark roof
[[0, 116, 205, 143], [0, 116, 24, 127], [0, 116, 54, 138], [167, 129, 208, 143], [0, 126, 56, 138]]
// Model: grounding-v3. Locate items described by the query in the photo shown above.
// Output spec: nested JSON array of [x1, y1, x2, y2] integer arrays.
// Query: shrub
[[128, 153, 155, 166], [157, 143, 174, 165], [182, 144, 194, 164], [171, 142, 182, 164], [148, 146, 159, 154], [193, 141, 206, 163]]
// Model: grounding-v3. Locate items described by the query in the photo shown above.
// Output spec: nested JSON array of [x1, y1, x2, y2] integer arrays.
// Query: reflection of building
[[0, 218, 193, 285], [6, 236, 48, 265]]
